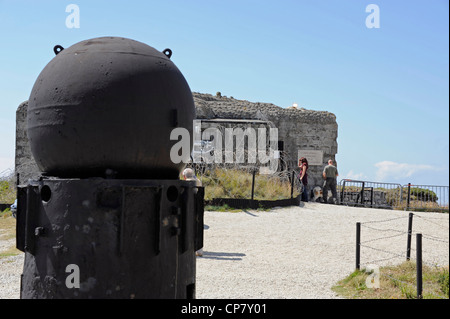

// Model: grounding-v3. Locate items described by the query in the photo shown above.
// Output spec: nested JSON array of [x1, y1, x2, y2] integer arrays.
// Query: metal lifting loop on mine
[[53, 45, 64, 55], [163, 48, 172, 59]]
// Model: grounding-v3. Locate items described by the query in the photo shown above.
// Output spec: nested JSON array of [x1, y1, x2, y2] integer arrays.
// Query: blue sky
[[0, 0, 448, 186]]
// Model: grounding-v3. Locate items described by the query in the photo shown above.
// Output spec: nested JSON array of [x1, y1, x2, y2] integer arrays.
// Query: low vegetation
[[203, 204, 242, 212], [0, 179, 15, 204], [0, 209, 21, 258], [332, 261, 449, 299], [198, 168, 300, 201]]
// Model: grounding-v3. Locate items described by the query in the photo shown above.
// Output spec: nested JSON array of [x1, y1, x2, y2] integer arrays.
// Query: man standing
[[322, 159, 339, 204]]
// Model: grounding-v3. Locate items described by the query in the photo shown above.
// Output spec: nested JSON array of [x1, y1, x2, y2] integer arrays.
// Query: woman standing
[[298, 157, 309, 202]]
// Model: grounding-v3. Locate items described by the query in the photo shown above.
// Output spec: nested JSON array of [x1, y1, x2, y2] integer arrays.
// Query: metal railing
[[339, 179, 449, 213], [339, 179, 403, 209], [403, 183, 449, 212]]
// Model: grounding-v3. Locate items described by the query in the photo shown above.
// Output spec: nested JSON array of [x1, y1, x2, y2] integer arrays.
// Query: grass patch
[[199, 168, 300, 201], [332, 261, 449, 299], [0, 209, 21, 259], [0, 179, 16, 204], [393, 200, 449, 213], [204, 204, 242, 212], [0, 246, 21, 259], [204, 204, 272, 212], [0, 209, 16, 239]]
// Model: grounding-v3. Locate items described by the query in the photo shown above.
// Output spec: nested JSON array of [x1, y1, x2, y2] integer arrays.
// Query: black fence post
[[251, 169, 256, 201], [340, 180, 346, 204], [369, 187, 374, 207], [407, 183, 411, 211], [406, 213, 414, 261], [416, 233, 423, 299], [361, 182, 365, 206], [356, 222, 361, 270], [290, 171, 295, 199]]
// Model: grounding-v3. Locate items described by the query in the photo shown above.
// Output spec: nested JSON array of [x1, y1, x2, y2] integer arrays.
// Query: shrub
[[439, 268, 449, 297], [0, 180, 16, 204], [405, 187, 438, 202]]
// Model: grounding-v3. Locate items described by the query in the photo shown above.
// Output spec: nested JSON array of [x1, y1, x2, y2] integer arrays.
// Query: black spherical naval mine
[[27, 37, 195, 179]]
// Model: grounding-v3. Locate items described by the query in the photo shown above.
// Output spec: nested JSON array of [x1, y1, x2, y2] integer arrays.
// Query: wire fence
[[339, 179, 449, 213], [356, 212, 449, 299], [185, 124, 303, 208], [0, 168, 14, 180]]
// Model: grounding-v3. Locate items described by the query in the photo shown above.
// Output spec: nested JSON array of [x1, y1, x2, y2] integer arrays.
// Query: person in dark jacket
[[298, 157, 309, 202]]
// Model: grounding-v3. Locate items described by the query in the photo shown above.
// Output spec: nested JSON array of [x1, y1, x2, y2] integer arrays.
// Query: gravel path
[[1, 202, 448, 299], [195, 203, 449, 299], [0, 238, 23, 300]]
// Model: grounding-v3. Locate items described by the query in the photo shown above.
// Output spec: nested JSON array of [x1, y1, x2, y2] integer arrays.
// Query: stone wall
[[15, 92, 338, 189], [193, 93, 338, 187], [15, 101, 41, 185]]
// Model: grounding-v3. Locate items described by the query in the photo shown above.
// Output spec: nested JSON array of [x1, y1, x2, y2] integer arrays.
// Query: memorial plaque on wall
[[298, 150, 323, 166]]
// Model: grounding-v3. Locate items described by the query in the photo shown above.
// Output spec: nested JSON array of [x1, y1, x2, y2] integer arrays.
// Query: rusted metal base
[[16, 178, 204, 299]]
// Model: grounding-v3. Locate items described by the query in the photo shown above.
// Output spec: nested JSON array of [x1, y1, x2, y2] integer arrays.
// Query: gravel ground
[[195, 202, 449, 299], [1, 202, 448, 299]]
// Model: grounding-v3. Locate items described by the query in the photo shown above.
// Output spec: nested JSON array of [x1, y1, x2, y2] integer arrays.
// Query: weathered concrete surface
[[15, 101, 40, 185], [193, 93, 338, 187]]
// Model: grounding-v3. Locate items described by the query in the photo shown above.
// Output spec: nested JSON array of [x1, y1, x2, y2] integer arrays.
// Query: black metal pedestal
[[16, 178, 204, 299]]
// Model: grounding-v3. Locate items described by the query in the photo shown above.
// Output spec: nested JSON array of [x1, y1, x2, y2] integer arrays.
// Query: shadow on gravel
[[242, 210, 258, 217], [200, 251, 246, 261]]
